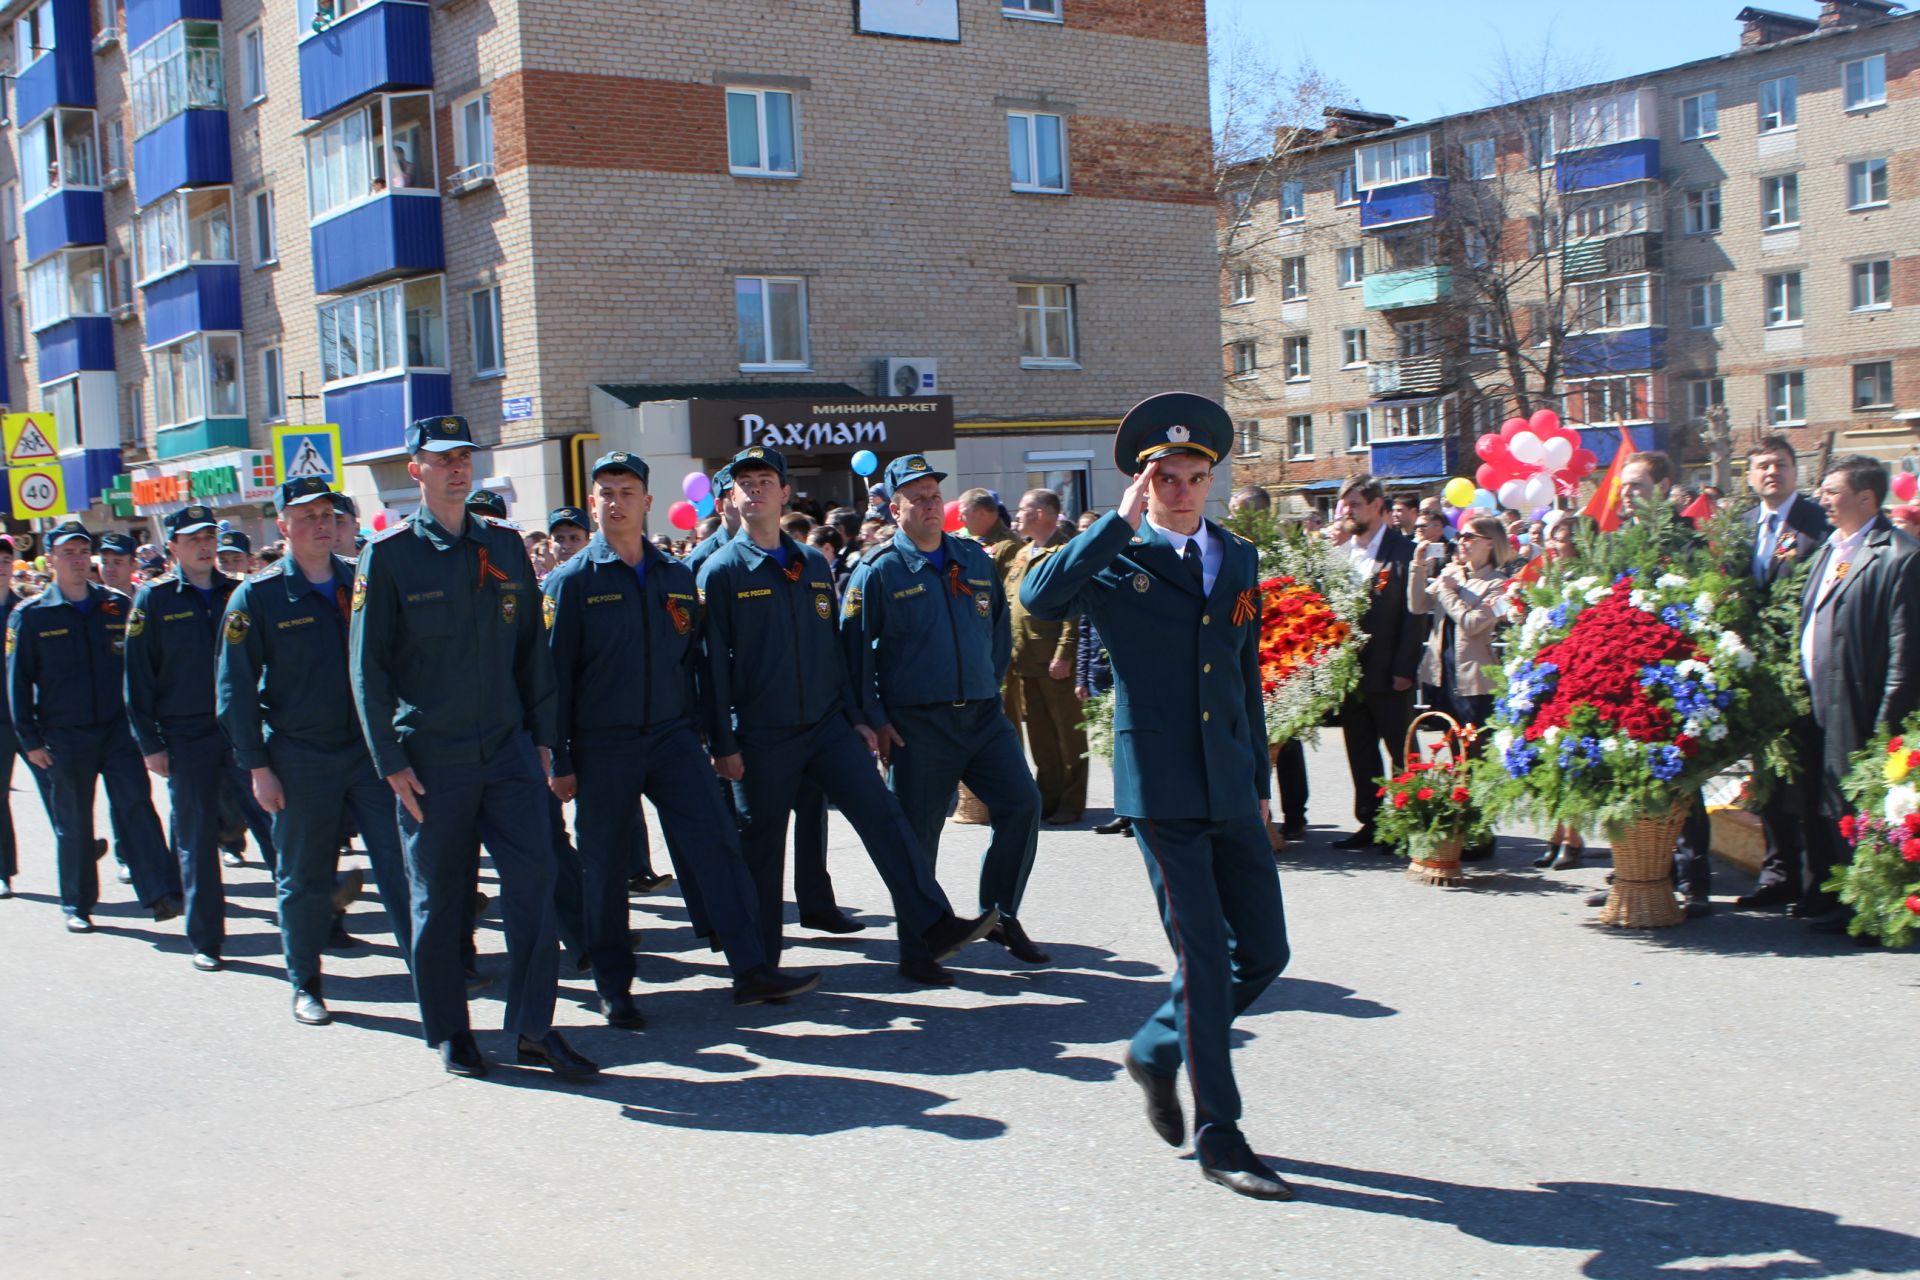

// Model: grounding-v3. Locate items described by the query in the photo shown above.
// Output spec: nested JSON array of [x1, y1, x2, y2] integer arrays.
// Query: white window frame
[[1467, 310, 1498, 353], [1341, 327, 1368, 368], [1282, 335, 1310, 382], [1843, 55, 1887, 111], [1335, 167, 1357, 205], [1007, 110, 1067, 194], [1853, 361, 1894, 410], [1355, 134, 1431, 191], [260, 345, 285, 422], [305, 92, 439, 224], [1525, 115, 1557, 169], [1760, 173, 1800, 230], [1764, 271, 1804, 328], [1847, 158, 1888, 210], [735, 275, 810, 371], [146, 331, 245, 429], [1850, 260, 1891, 312], [1344, 409, 1369, 453], [128, 20, 225, 139], [1371, 398, 1447, 442], [136, 187, 235, 285], [1228, 265, 1254, 304], [1336, 246, 1365, 288], [1759, 76, 1797, 133], [1278, 180, 1305, 223], [1002, 0, 1061, 20], [1576, 276, 1655, 331], [470, 284, 504, 377], [1228, 340, 1257, 378], [14, 0, 55, 75], [1687, 280, 1723, 330], [1286, 414, 1314, 460], [1234, 418, 1259, 457], [239, 23, 266, 104], [726, 86, 799, 179], [26, 247, 109, 332], [1766, 371, 1806, 425], [317, 276, 448, 388], [1464, 137, 1496, 180], [102, 116, 127, 178], [1570, 375, 1655, 426], [0, 184, 16, 241], [108, 250, 134, 312], [20, 109, 101, 208], [298, 0, 375, 38], [1685, 377, 1726, 422], [1682, 186, 1721, 236], [1565, 92, 1645, 150], [1280, 256, 1307, 300], [1681, 91, 1718, 140], [1397, 319, 1436, 358], [251, 188, 277, 266], [452, 88, 495, 186]]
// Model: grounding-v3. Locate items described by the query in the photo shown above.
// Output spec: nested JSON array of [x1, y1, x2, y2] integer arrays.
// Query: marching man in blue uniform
[[1021, 393, 1294, 1201], [218, 476, 416, 1026], [351, 414, 594, 1081], [841, 453, 1047, 984], [695, 445, 1000, 975]]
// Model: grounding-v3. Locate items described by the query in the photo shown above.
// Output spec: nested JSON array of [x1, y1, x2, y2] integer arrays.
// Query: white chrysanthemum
[[1676, 659, 1709, 678], [1706, 723, 1729, 742], [1585, 587, 1610, 604], [1694, 592, 1715, 616], [1601, 737, 1623, 753], [1657, 573, 1687, 590], [1494, 728, 1515, 754], [1629, 589, 1652, 611], [1884, 783, 1919, 826], [1544, 726, 1562, 743]]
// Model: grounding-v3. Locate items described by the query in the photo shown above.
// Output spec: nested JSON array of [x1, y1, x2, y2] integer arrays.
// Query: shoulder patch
[[542, 593, 557, 631], [842, 586, 862, 620], [223, 611, 251, 644], [371, 521, 412, 543], [352, 574, 368, 612], [126, 607, 146, 639]]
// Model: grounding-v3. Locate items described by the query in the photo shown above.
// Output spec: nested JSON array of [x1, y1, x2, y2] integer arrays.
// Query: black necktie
[[1182, 541, 1204, 589]]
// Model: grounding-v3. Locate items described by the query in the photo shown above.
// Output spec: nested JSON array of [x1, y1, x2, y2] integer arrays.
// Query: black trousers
[[1338, 688, 1415, 832], [1756, 716, 1814, 896], [1273, 739, 1308, 829]]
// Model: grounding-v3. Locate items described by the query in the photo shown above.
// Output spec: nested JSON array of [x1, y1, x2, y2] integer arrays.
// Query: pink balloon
[[1475, 434, 1500, 461], [1529, 408, 1562, 435], [1500, 417, 1529, 440], [371, 512, 389, 532], [1895, 472, 1919, 502], [1475, 463, 1502, 491], [667, 500, 697, 530]]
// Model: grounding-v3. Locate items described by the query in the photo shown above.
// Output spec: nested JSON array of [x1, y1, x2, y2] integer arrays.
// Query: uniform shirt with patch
[[216, 554, 363, 769], [6, 582, 138, 750], [124, 570, 242, 755]]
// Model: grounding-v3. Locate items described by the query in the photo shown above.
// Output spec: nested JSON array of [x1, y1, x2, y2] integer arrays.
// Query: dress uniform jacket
[[124, 571, 242, 754], [840, 530, 1010, 726], [1005, 544, 1079, 678], [216, 556, 361, 767], [1021, 512, 1269, 822], [8, 583, 137, 749], [1744, 492, 1830, 588]]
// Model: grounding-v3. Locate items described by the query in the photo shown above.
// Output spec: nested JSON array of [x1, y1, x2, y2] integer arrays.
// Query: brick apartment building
[[1221, 0, 1920, 513], [0, 0, 1220, 542]]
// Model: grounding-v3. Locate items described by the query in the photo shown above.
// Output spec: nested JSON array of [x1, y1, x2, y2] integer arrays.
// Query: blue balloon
[[217, 519, 232, 532], [1473, 488, 1499, 510], [850, 449, 878, 476], [694, 494, 715, 519]]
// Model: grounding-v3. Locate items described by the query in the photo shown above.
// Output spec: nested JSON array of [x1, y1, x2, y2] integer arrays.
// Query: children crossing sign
[[3, 412, 60, 466], [271, 424, 342, 485]]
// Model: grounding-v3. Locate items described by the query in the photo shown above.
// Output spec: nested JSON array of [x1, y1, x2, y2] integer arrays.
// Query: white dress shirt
[[1341, 522, 1388, 582], [1801, 522, 1870, 682], [1148, 518, 1222, 596]]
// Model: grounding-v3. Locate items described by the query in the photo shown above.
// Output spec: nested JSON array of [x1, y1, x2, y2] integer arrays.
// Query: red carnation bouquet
[[1832, 720, 1920, 947]]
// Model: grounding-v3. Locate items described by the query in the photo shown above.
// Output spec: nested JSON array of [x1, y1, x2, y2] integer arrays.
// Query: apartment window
[[1356, 134, 1430, 190], [150, 333, 243, 427], [1235, 419, 1259, 456], [129, 22, 224, 137], [260, 346, 285, 421], [1016, 283, 1076, 366], [1761, 174, 1800, 230], [1279, 180, 1305, 223], [1228, 265, 1254, 303], [240, 24, 265, 103], [1287, 414, 1314, 460], [1759, 76, 1797, 132], [1227, 188, 1252, 226], [1336, 246, 1365, 288], [1464, 137, 1496, 180], [297, 0, 373, 32], [1228, 340, 1257, 377], [1687, 280, 1723, 329], [1569, 192, 1653, 241], [1682, 186, 1721, 235], [1335, 168, 1357, 205], [1463, 226, 1490, 268], [1, 185, 16, 241], [1007, 111, 1066, 193], [136, 187, 233, 284], [1003, 0, 1060, 17], [727, 87, 798, 178], [108, 251, 133, 310], [1681, 91, 1718, 139], [1525, 115, 1556, 169], [15, 0, 54, 73], [1851, 260, 1892, 311], [25, 248, 108, 331], [1397, 320, 1435, 358], [1853, 361, 1894, 409], [1847, 158, 1888, 209], [737, 276, 810, 369], [1767, 371, 1806, 424], [470, 285, 504, 376], [1843, 55, 1887, 111], [20, 109, 101, 206], [1686, 377, 1726, 422], [1280, 256, 1307, 300], [1526, 216, 1553, 257], [1341, 327, 1369, 367], [1578, 276, 1652, 330], [1527, 305, 1552, 348], [103, 117, 127, 177], [1375, 399, 1445, 441], [1466, 310, 1498, 353], [125, 386, 145, 448], [1573, 375, 1653, 425], [1344, 409, 1369, 452], [318, 278, 446, 384], [1283, 336, 1310, 381], [453, 90, 495, 184], [1764, 271, 1803, 327], [251, 189, 276, 265], [1566, 92, 1645, 150], [305, 92, 438, 220]]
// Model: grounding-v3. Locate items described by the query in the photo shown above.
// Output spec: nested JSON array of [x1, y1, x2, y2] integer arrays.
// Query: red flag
[[1679, 492, 1716, 523], [1580, 428, 1636, 533]]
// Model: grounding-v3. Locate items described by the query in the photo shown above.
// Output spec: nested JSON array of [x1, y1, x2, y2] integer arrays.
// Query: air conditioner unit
[[878, 357, 938, 398], [92, 26, 119, 51], [447, 162, 496, 196]]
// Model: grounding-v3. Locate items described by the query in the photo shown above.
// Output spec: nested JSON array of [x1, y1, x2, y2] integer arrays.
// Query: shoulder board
[[478, 514, 524, 532], [146, 573, 177, 585], [1219, 527, 1252, 550], [862, 541, 902, 566], [248, 567, 279, 582], [371, 521, 412, 543]]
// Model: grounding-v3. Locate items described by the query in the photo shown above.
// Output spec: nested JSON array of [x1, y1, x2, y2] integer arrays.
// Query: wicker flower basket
[[1597, 803, 1690, 928], [1397, 711, 1476, 888], [1408, 836, 1465, 886]]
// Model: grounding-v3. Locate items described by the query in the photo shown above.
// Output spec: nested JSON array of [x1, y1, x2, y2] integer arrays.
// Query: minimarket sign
[[130, 449, 277, 514]]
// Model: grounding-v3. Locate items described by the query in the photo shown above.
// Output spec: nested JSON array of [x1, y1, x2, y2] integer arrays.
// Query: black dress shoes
[[922, 908, 999, 962], [1533, 842, 1562, 868], [1331, 829, 1379, 851], [1735, 881, 1797, 910], [1681, 895, 1714, 919], [1281, 822, 1308, 842], [627, 872, 674, 896], [988, 917, 1051, 964], [1199, 1139, 1296, 1201], [734, 966, 822, 1006], [1123, 1053, 1185, 1147], [1093, 815, 1133, 836], [192, 952, 224, 972], [292, 990, 331, 1026], [799, 908, 867, 934], [600, 992, 646, 1028], [898, 956, 956, 986], [65, 914, 93, 933], [442, 1032, 489, 1078], [326, 915, 358, 950], [516, 1031, 599, 1081], [151, 894, 184, 923]]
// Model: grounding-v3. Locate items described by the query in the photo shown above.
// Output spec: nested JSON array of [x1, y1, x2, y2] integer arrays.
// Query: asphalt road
[[2, 736, 1916, 1280]]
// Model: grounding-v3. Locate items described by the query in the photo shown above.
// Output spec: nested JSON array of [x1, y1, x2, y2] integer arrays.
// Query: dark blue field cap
[[407, 414, 475, 454], [48, 520, 95, 548], [465, 489, 507, 518], [164, 505, 220, 538], [218, 530, 252, 554], [727, 445, 787, 483], [711, 463, 735, 499], [330, 490, 358, 517], [548, 506, 590, 533], [1113, 392, 1233, 477], [97, 532, 138, 556], [883, 453, 947, 496], [590, 450, 650, 486], [276, 476, 336, 513]]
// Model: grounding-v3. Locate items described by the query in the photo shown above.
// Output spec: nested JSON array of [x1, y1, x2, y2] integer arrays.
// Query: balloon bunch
[[1473, 409, 1597, 513]]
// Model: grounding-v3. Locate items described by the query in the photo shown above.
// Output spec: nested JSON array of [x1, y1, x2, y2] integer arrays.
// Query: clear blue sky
[[1208, 0, 1829, 124]]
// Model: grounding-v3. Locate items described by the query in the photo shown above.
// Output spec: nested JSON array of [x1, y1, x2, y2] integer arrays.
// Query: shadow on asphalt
[[1269, 1158, 1920, 1280]]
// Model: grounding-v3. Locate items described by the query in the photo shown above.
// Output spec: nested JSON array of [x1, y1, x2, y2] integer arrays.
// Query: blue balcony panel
[[299, 1, 433, 120], [1577, 424, 1663, 466], [36, 317, 116, 381], [125, 0, 226, 53], [1362, 265, 1452, 312], [13, 0, 96, 124], [1557, 139, 1662, 194], [1563, 327, 1667, 379], [142, 264, 244, 346], [23, 190, 107, 264], [1368, 436, 1455, 480], [132, 111, 234, 209], [327, 371, 451, 460], [0, 309, 10, 405], [48, 448, 127, 513], [310, 193, 444, 294], [1358, 178, 1447, 231], [155, 416, 250, 460]]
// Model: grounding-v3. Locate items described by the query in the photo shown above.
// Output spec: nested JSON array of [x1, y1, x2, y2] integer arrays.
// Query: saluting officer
[[1022, 394, 1294, 1202], [546, 450, 820, 1023], [696, 445, 998, 974], [8, 522, 179, 931], [126, 505, 278, 971], [842, 454, 1047, 984], [218, 477, 416, 1026], [352, 414, 593, 1081]]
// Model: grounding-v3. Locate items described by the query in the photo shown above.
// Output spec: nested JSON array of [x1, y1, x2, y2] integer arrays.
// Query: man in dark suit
[[1736, 436, 1830, 912], [1332, 475, 1421, 850], [1798, 455, 1920, 933]]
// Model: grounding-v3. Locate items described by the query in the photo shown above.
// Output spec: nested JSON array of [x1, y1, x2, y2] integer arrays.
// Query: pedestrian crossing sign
[[272, 424, 342, 485], [3, 412, 60, 466]]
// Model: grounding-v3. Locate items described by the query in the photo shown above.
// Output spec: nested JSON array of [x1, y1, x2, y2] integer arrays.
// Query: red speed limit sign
[[10, 466, 68, 518]]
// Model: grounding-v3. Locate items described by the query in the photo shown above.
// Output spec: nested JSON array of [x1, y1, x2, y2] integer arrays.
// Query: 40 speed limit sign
[[10, 465, 69, 518]]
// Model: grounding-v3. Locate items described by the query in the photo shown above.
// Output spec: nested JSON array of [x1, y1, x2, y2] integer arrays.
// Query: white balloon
[[1541, 437, 1574, 472], [1509, 432, 1546, 466], [1523, 473, 1557, 509], [1498, 478, 1528, 509]]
